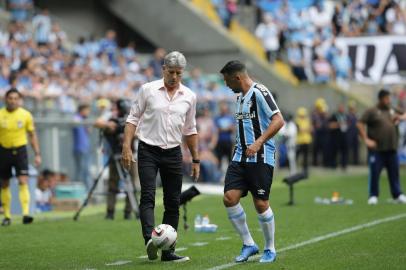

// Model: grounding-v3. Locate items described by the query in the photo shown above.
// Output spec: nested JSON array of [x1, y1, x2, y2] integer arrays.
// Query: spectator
[[213, 0, 238, 29], [214, 101, 235, 169], [148, 48, 166, 78], [328, 104, 349, 170], [72, 104, 92, 190], [312, 98, 329, 167], [332, 48, 352, 90], [287, 42, 307, 81], [347, 101, 359, 165], [295, 107, 312, 174], [197, 107, 222, 183], [313, 53, 331, 84], [185, 67, 207, 95], [99, 29, 117, 61], [8, 0, 33, 22], [255, 13, 280, 63], [121, 41, 137, 62], [35, 169, 54, 212], [48, 23, 67, 47], [32, 8, 51, 45], [279, 113, 297, 174]]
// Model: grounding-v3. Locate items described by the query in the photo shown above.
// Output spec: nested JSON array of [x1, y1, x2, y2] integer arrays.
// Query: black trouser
[[296, 144, 309, 173], [215, 141, 233, 168], [330, 133, 349, 169], [106, 161, 133, 216], [312, 131, 329, 167], [137, 141, 183, 244]]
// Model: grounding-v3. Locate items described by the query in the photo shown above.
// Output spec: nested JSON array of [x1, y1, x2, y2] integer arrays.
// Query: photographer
[[95, 99, 137, 220]]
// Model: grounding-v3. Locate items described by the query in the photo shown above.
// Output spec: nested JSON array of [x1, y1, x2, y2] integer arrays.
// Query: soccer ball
[[151, 224, 177, 250]]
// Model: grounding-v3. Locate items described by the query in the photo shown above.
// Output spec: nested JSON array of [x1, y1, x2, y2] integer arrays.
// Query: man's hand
[[365, 138, 377, 149], [34, 154, 41, 167], [246, 139, 263, 157], [121, 146, 133, 170], [191, 163, 200, 182]]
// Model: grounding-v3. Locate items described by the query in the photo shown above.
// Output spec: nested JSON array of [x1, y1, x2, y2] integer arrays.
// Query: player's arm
[[122, 86, 146, 169], [246, 88, 284, 157], [27, 129, 41, 167], [356, 121, 376, 149], [94, 118, 117, 133], [183, 94, 200, 181], [357, 109, 377, 149], [27, 113, 41, 167], [246, 112, 284, 157]]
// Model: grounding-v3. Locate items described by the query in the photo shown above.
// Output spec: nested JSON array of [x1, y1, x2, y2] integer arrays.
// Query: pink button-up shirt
[[126, 79, 197, 149]]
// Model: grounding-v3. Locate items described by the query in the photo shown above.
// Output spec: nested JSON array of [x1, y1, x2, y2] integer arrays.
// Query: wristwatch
[[192, 159, 200, 164]]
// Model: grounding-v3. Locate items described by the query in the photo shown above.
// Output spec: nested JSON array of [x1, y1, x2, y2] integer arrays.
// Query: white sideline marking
[[207, 212, 406, 270], [191, 242, 209, 247], [105, 260, 132, 266], [216, 236, 232, 241]]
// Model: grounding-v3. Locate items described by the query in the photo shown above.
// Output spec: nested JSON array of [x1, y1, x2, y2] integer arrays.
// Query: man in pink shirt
[[122, 51, 200, 262]]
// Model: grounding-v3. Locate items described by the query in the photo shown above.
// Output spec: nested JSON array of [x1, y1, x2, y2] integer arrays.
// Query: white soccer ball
[[151, 224, 177, 250]]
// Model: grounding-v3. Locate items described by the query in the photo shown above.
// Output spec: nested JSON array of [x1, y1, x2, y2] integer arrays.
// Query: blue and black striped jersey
[[232, 83, 280, 166]]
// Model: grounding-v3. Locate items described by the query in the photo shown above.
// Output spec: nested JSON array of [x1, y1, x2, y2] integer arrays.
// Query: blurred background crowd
[[0, 0, 405, 214]]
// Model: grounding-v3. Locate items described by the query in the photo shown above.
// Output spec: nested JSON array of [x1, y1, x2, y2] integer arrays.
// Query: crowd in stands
[[0, 6, 233, 116], [1, 4, 405, 188], [213, 0, 406, 87]]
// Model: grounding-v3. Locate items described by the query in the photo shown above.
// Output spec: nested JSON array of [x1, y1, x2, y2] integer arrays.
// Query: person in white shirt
[[122, 51, 199, 262], [255, 14, 280, 63]]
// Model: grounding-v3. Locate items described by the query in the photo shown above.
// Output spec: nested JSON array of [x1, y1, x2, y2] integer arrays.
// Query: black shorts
[[224, 161, 274, 200], [0, 145, 29, 179]]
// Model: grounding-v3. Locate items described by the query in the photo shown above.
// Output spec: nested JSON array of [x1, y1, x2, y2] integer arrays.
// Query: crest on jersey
[[17, 120, 23, 128]]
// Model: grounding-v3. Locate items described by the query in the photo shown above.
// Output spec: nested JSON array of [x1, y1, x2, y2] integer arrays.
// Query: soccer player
[[220, 60, 284, 263], [122, 51, 199, 262], [0, 88, 41, 226]]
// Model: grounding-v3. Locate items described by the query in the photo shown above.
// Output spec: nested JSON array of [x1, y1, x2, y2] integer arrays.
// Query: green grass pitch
[[1, 168, 406, 270]]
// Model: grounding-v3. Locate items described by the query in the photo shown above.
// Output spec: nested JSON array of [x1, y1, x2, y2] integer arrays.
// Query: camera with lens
[[100, 99, 132, 154]]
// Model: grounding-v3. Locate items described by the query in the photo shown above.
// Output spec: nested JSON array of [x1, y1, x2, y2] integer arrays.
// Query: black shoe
[[146, 239, 158, 260], [105, 212, 114, 220], [22, 216, 34, 224], [1, 218, 11, 226], [124, 212, 131, 220], [161, 250, 190, 262]]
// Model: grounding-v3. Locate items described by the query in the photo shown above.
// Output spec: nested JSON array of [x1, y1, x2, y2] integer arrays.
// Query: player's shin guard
[[226, 203, 255, 246], [258, 207, 275, 252], [1, 186, 12, 218], [19, 183, 30, 216]]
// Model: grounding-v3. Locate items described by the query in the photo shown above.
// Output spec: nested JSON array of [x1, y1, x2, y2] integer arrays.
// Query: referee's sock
[[226, 203, 255, 246], [1, 186, 11, 219], [258, 207, 276, 252], [19, 183, 30, 216]]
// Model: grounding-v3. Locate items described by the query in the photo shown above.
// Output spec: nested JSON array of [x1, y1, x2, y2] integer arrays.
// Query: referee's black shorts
[[224, 161, 274, 200], [0, 145, 29, 179]]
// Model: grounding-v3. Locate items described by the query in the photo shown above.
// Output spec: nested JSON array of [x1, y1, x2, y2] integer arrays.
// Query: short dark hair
[[220, 60, 247, 75], [5, 88, 22, 98], [77, 104, 90, 113], [378, 89, 390, 100]]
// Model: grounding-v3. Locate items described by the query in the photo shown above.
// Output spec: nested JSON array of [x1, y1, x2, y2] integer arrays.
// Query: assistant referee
[[0, 88, 41, 226]]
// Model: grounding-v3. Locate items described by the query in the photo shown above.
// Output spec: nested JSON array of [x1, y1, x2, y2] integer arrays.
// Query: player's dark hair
[[220, 60, 247, 75], [5, 88, 22, 98], [378, 89, 390, 100]]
